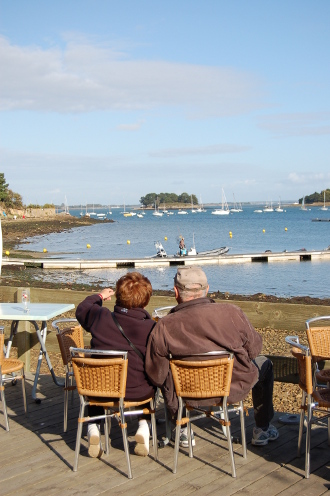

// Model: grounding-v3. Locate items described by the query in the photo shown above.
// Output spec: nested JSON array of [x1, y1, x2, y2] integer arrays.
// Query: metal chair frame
[[0, 327, 27, 431], [52, 319, 84, 432], [70, 347, 158, 479], [170, 351, 247, 478], [285, 335, 330, 478]]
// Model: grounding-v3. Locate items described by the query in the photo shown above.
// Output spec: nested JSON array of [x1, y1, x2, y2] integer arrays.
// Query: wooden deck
[[1, 374, 329, 496]]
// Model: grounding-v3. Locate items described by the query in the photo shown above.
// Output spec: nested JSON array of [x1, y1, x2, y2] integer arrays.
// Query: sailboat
[[107, 203, 112, 215], [263, 201, 274, 212], [230, 193, 242, 213], [191, 195, 197, 213], [275, 198, 283, 212], [301, 197, 308, 211], [89, 204, 97, 216], [196, 195, 206, 212], [153, 201, 163, 217], [85, 204, 90, 217], [64, 196, 70, 215], [212, 189, 230, 215], [319, 191, 328, 211]]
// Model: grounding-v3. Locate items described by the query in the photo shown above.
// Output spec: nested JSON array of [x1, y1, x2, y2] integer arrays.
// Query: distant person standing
[[179, 237, 186, 255]]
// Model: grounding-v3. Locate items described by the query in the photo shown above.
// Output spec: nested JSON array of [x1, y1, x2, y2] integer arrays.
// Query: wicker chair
[[70, 347, 158, 479], [305, 316, 330, 386], [0, 327, 27, 431], [170, 351, 247, 478], [52, 319, 85, 432], [285, 336, 330, 478]]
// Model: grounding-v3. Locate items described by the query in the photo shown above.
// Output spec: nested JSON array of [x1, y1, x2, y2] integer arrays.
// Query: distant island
[[140, 192, 198, 207], [299, 189, 329, 205]]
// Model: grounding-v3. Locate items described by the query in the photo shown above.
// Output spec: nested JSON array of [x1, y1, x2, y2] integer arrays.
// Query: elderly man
[[145, 266, 278, 447]]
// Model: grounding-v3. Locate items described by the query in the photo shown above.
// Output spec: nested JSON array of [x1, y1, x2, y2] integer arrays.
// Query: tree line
[[299, 189, 330, 204], [140, 192, 198, 207]]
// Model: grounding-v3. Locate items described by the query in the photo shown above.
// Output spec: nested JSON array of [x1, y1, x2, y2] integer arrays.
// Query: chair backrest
[[52, 319, 84, 366], [285, 336, 313, 395], [170, 351, 234, 399], [70, 348, 128, 399], [306, 325, 330, 362]]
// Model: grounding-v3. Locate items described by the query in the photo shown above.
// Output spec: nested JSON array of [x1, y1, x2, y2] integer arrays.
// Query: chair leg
[[21, 371, 28, 415], [150, 398, 158, 461], [223, 401, 236, 478], [305, 396, 312, 479], [238, 401, 247, 459], [119, 405, 132, 479], [0, 386, 10, 431], [64, 372, 69, 432], [73, 400, 85, 472], [187, 410, 193, 458], [173, 398, 183, 474], [104, 410, 110, 455], [297, 391, 306, 457]]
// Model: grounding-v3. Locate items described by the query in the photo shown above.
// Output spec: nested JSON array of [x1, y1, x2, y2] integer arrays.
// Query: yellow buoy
[[285, 227, 288, 231], [229, 231, 232, 235], [164, 236, 167, 241], [263, 229, 265, 233], [86, 244, 91, 249], [5, 250, 10, 256], [43, 248, 47, 253], [127, 240, 130, 245]]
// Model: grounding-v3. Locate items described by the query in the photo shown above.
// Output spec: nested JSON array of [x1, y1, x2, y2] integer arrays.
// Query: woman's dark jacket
[[76, 294, 155, 401]]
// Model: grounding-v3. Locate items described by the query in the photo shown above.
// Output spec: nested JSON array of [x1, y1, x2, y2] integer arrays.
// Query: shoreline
[[1, 215, 330, 305]]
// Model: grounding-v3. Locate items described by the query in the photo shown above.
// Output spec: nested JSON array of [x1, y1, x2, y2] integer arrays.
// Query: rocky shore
[[1, 214, 114, 255]]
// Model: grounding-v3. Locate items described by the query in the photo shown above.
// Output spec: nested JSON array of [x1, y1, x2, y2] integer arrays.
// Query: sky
[[0, 0, 330, 206]]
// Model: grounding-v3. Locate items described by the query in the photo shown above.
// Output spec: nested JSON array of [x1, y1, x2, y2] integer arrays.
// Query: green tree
[[0, 173, 9, 203], [177, 192, 190, 204], [6, 189, 23, 209], [140, 193, 157, 207]]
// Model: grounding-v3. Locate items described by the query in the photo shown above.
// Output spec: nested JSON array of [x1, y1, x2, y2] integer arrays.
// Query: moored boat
[[153, 241, 229, 258]]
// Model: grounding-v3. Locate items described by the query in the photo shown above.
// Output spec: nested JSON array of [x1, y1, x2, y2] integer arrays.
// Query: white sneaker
[[252, 424, 279, 446], [171, 427, 196, 448], [134, 420, 150, 456], [87, 423, 103, 458]]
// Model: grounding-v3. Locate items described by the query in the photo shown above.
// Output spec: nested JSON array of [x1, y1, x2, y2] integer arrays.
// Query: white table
[[0, 303, 75, 402]]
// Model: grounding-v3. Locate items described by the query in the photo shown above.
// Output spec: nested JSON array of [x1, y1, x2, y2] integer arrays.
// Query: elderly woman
[[76, 271, 155, 458]]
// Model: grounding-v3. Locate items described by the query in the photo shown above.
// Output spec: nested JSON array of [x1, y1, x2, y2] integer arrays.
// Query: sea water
[[16, 205, 330, 298]]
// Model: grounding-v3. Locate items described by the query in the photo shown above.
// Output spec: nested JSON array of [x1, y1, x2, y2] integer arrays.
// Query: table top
[[0, 303, 75, 321]]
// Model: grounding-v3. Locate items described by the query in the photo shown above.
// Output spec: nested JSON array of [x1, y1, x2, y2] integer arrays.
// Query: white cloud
[[0, 35, 263, 118], [288, 172, 330, 184], [259, 112, 330, 137], [149, 144, 251, 158], [116, 120, 145, 131]]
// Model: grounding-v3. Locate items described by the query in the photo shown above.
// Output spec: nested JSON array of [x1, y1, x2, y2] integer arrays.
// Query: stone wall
[[0, 207, 56, 218]]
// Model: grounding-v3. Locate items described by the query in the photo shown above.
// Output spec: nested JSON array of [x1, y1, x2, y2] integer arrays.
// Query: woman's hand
[[99, 288, 115, 301]]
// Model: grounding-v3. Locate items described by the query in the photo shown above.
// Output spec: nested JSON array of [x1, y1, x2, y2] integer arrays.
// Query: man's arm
[[145, 324, 170, 387], [237, 307, 263, 359]]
